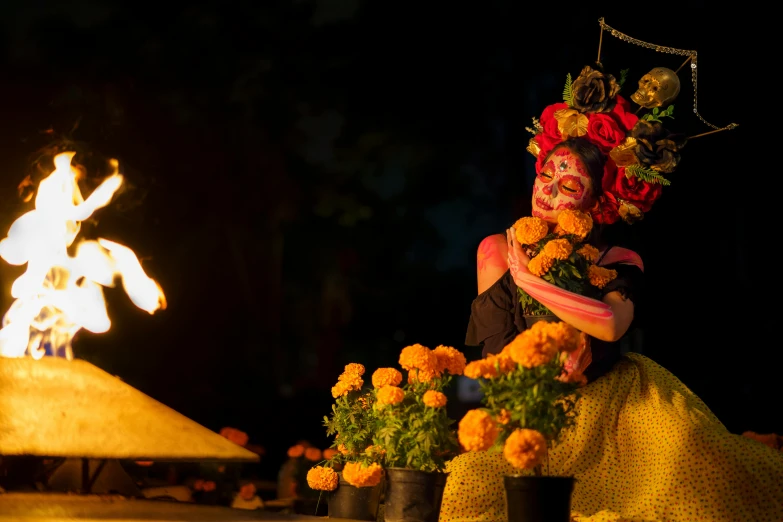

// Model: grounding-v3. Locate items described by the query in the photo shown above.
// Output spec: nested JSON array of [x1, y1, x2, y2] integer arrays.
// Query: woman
[[439, 66, 783, 522]]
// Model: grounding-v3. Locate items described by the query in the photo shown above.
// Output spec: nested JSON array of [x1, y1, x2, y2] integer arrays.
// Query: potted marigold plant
[[371, 344, 466, 522], [306, 363, 385, 521], [458, 320, 585, 522]]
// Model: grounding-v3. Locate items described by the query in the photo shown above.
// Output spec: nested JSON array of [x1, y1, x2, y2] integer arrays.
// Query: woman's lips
[[535, 198, 553, 211]]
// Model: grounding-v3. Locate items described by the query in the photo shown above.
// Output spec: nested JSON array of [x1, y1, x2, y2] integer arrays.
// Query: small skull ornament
[[630, 67, 681, 109]]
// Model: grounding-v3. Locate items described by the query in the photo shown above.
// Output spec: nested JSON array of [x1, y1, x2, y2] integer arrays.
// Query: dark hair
[[544, 137, 607, 198]]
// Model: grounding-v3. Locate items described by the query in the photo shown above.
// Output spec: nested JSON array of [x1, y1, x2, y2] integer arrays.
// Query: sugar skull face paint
[[532, 148, 595, 223]]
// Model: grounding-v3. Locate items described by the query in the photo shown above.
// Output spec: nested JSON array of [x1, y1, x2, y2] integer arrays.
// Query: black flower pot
[[523, 314, 559, 329], [383, 468, 448, 522], [504, 475, 575, 522], [329, 472, 384, 521]]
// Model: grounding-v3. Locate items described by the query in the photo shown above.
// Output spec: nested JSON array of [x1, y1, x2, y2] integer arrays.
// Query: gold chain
[[598, 18, 737, 132]]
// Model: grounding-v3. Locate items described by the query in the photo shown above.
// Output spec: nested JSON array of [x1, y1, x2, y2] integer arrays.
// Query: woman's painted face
[[532, 148, 595, 223]]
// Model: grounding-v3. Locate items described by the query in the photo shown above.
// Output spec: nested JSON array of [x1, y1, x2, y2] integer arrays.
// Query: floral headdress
[[525, 18, 738, 225]]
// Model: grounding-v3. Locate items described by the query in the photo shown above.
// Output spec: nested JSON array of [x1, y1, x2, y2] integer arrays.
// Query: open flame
[[0, 152, 166, 360]]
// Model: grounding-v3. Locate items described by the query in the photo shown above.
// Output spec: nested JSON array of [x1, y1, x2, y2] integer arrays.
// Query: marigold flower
[[556, 209, 593, 240], [372, 368, 403, 388], [399, 344, 437, 373], [365, 445, 386, 457], [239, 482, 257, 500], [342, 462, 384, 487], [496, 409, 511, 425], [542, 238, 573, 260], [505, 326, 558, 368], [432, 345, 467, 376], [305, 447, 323, 462], [458, 409, 499, 452], [343, 363, 366, 376], [220, 427, 249, 447], [545, 322, 582, 353], [287, 444, 305, 458], [503, 429, 548, 470], [323, 448, 339, 460], [338, 444, 350, 455], [464, 353, 516, 379], [423, 390, 447, 408], [587, 265, 617, 289], [376, 385, 405, 406], [577, 244, 600, 263], [527, 253, 554, 277], [306, 466, 339, 491], [332, 371, 364, 398], [513, 216, 549, 245], [407, 367, 439, 385]]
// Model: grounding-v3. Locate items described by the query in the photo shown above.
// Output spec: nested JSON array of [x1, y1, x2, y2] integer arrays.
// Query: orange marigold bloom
[[464, 354, 515, 379], [365, 445, 386, 457], [376, 385, 405, 406], [432, 345, 467, 376], [323, 448, 339, 460], [505, 326, 558, 368], [742, 431, 783, 450], [556, 209, 593, 240], [342, 462, 384, 487], [423, 390, 447, 408], [343, 363, 366, 376], [542, 239, 573, 261], [338, 444, 350, 455], [587, 265, 617, 289], [545, 322, 582, 353], [527, 253, 554, 277], [513, 216, 549, 245], [372, 368, 403, 388], [304, 447, 323, 462], [407, 367, 439, 384], [332, 371, 364, 398], [496, 409, 511, 425], [503, 429, 548, 470], [577, 244, 600, 263], [220, 427, 249, 447], [399, 344, 437, 373], [306, 466, 339, 491], [287, 444, 305, 458], [458, 409, 499, 452]]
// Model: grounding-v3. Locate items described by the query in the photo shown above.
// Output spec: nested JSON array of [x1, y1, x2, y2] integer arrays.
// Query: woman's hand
[[506, 227, 531, 284]]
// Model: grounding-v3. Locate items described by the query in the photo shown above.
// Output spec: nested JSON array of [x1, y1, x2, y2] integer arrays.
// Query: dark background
[[0, 2, 763, 480]]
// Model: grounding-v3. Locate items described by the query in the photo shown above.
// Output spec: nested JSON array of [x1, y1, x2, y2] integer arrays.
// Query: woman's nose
[[542, 183, 554, 196]]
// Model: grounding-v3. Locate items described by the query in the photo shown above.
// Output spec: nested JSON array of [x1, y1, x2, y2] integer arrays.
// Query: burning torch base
[[0, 356, 258, 462]]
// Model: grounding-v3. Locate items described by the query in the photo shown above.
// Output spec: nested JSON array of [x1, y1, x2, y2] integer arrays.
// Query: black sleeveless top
[[465, 252, 644, 383]]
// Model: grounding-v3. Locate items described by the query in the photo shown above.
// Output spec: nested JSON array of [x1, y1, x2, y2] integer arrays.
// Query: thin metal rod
[[597, 25, 604, 65], [675, 54, 693, 74], [688, 127, 735, 140]]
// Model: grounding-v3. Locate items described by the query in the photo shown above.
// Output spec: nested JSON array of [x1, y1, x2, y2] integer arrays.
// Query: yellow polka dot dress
[[439, 354, 783, 522]]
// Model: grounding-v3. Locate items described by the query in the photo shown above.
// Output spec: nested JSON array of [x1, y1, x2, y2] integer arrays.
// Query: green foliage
[[618, 68, 629, 89], [626, 165, 671, 186], [562, 73, 574, 106], [372, 376, 459, 472], [641, 105, 675, 123], [323, 390, 380, 467], [477, 357, 580, 451], [518, 287, 551, 316]]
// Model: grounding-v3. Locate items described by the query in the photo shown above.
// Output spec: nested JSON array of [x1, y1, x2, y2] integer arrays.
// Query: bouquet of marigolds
[[307, 363, 385, 493], [371, 344, 467, 472], [457, 321, 585, 475], [513, 209, 618, 315]]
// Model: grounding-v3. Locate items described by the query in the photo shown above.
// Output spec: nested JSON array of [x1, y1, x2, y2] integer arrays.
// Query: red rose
[[604, 166, 662, 212], [537, 102, 568, 153], [609, 95, 638, 131], [586, 113, 626, 153]]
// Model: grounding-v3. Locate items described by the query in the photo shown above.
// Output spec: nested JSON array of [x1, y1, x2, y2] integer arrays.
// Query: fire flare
[[0, 152, 166, 360]]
